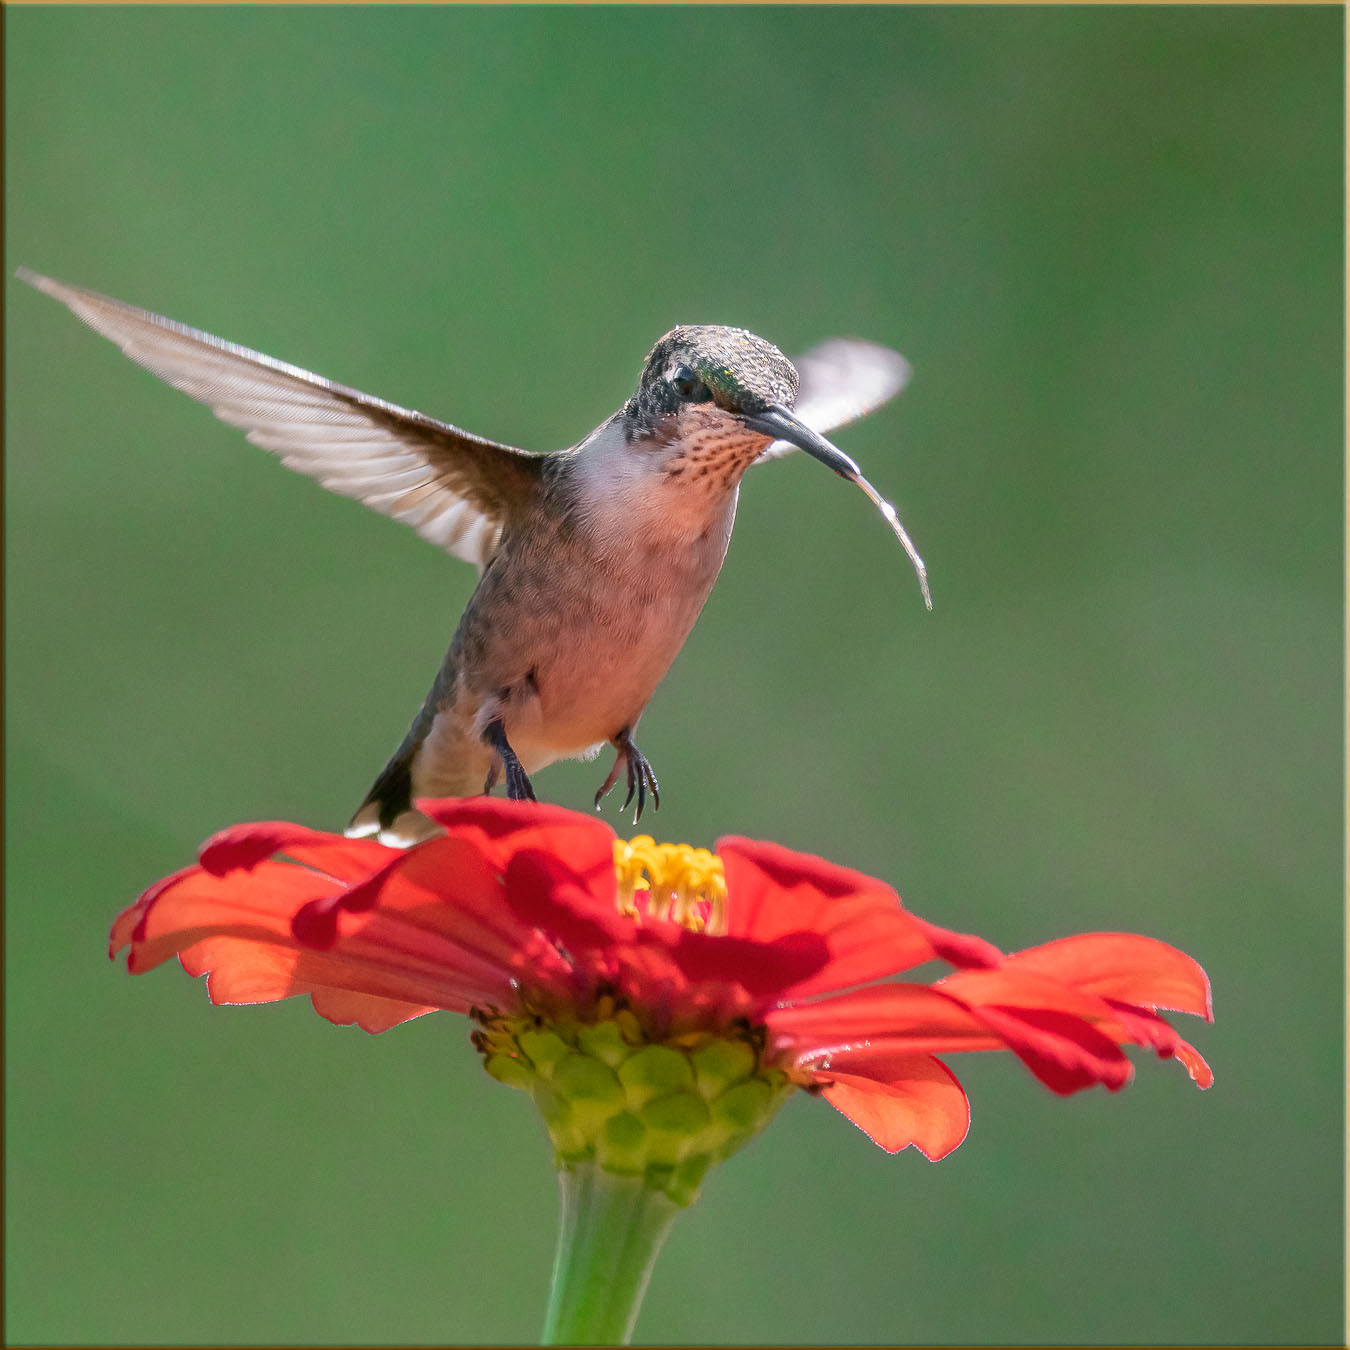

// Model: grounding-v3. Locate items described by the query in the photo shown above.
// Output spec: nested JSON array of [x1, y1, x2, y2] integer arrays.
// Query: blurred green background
[[5, 6, 1342, 1345]]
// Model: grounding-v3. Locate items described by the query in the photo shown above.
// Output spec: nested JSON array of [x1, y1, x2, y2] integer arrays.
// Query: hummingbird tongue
[[740, 403, 932, 610]]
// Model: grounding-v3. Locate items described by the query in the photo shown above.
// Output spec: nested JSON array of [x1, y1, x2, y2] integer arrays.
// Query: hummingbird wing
[[755, 338, 912, 463], [18, 269, 545, 566]]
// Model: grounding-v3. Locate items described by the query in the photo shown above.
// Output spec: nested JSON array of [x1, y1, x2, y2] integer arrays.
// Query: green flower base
[[476, 1004, 795, 1206]]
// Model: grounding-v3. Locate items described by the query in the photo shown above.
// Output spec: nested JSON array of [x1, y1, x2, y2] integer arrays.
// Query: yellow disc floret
[[612, 836, 727, 935]]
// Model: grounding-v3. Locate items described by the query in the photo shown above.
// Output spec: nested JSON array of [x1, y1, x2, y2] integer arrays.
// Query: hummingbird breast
[[419, 445, 742, 786]]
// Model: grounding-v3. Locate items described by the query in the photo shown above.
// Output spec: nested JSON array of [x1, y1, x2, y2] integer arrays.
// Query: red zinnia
[[110, 798, 1211, 1172]]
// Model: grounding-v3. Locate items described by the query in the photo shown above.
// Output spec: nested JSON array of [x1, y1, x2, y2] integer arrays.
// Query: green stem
[[540, 1164, 680, 1345]]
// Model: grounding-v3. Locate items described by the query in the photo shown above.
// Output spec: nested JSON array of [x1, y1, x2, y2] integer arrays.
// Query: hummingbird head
[[620, 325, 876, 492], [625, 325, 799, 433], [572, 324, 930, 610]]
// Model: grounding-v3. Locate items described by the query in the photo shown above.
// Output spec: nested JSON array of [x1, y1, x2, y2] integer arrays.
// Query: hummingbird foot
[[594, 730, 661, 824], [484, 718, 538, 803]]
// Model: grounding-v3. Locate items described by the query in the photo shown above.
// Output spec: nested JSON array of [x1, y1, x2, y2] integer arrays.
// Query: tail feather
[[346, 733, 444, 848], [347, 749, 416, 835], [348, 676, 490, 847]]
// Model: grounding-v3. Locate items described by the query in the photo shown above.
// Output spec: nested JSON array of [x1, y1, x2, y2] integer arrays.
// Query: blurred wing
[[757, 338, 912, 463], [18, 269, 545, 566]]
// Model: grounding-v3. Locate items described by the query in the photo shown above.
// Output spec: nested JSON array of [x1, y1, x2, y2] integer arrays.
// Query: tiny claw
[[484, 718, 537, 803], [507, 762, 537, 802], [593, 757, 623, 810], [594, 730, 660, 822], [628, 745, 659, 825]]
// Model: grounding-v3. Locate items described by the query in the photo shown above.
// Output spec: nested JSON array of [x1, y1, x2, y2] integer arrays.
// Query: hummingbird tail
[[346, 740, 442, 848], [347, 689, 507, 846]]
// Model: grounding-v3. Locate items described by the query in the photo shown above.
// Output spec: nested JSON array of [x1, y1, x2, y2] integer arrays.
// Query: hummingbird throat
[[659, 421, 767, 493]]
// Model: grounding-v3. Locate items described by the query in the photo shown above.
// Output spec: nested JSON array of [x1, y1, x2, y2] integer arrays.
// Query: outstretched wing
[[758, 337, 911, 463], [18, 269, 546, 566]]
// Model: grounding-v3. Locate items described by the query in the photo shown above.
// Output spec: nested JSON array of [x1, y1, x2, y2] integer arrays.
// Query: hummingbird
[[19, 268, 930, 845]]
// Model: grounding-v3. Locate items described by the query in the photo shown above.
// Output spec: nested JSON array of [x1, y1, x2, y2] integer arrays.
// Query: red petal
[[815, 1052, 970, 1158], [303, 988, 434, 1026], [1170, 1038, 1214, 1089], [294, 835, 523, 950], [1005, 933, 1213, 1020], [174, 905, 511, 1019], [502, 849, 632, 951], [177, 935, 440, 1031], [199, 821, 390, 878], [1104, 1000, 1214, 1088], [934, 967, 1136, 1092], [417, 797, 616, 884], [768, 983, 999, 1056], [718, 838, 938, 995], [270, 837, 397, 883], [114, 844, 524, 1018], [113, 862, 339, 974], [290, 849, 419, 948], [936, 966, 1113, 1021], [908, 916, 1005, 970], [771, 973, 1134, 1095], [110, 864, 200, 956], [665, 926, 830, 1001], [304, 985, 437, 1033], [963, 1003, 1133, 1094], [288, 840, 535, 1006]]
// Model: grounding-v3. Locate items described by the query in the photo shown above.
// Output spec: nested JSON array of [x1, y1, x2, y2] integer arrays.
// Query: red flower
[[110, 799, 1211, 1162]]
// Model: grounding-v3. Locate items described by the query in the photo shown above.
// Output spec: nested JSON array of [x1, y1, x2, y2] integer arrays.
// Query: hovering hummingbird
[[19, 268, 930, 844]]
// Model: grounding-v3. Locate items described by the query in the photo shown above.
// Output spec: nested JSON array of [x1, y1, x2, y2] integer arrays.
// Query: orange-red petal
[[418, 796, 617, 889], [717, 837, 939, 995], [178, 935, 437, 1031], [112, 844, 522, 1021], [1003, 933, 1213, 1019], [768, 983, 1000, 1056], [960, 1004, 1133, 1094], [111, 861, 339, 974], [199, 821, 391, 880], [814, 1051, 970, 1158], [111, 801, 1213, 1146], [1104, 1000, 1215, 1088]]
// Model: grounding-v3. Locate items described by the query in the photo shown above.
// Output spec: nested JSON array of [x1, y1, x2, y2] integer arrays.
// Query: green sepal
[[477, 1012, 797, 1206]]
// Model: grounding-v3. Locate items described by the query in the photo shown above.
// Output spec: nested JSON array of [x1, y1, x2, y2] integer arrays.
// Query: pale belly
[[505, 581, 713, 766], [417, 509, 733, 785]]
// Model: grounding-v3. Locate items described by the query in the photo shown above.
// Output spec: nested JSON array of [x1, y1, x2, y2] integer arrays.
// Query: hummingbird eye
[[670, 365, 713, 404]]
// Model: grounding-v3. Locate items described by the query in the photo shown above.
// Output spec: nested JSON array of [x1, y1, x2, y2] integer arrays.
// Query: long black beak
[[740, 402, 932, 610]]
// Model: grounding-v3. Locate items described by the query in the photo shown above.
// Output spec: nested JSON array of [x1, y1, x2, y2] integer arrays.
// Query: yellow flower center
[[612, 836, 727, 935], [467, 840, 793, 1204]]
